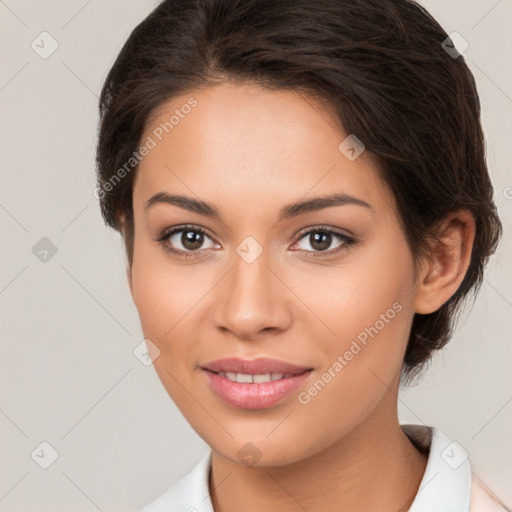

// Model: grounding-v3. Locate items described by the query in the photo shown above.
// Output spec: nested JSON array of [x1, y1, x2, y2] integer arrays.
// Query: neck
[[209, 392, 428, 512]]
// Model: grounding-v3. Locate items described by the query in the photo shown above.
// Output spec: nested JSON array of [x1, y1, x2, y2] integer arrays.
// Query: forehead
[[133, 82, 394, 217]]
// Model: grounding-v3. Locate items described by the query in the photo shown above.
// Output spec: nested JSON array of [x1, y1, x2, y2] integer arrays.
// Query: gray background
[[0, 1, 511, 510]]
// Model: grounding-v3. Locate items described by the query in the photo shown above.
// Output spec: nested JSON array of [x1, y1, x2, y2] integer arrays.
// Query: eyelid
[[293, 224, 355, 242], [156, 224, 216, 243]]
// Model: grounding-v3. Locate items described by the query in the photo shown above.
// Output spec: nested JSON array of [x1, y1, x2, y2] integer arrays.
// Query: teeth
[[253, 373, 272, 383], [236, 373, 253, 383], [217, 372, 291, 383]]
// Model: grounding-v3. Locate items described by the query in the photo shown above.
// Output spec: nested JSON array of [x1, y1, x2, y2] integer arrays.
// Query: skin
[[122, 81, 475, 512]]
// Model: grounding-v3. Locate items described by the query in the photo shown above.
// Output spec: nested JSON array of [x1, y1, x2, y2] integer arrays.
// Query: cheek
[[297, 231, 415, 347], [130, 239, 189, 347], [130, 249, 201, 401], [288, 258, 414, 458], [303, 231, 416, 393]]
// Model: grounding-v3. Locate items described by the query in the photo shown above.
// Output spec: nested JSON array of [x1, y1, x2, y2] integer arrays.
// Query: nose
[[212, 248, 293, 341]]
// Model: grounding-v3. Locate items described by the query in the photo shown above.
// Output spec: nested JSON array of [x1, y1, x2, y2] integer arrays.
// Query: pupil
[[311, 232, 331, 251]]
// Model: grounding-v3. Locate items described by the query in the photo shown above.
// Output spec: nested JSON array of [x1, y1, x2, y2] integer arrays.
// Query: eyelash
[[155, 224, 356, 260]]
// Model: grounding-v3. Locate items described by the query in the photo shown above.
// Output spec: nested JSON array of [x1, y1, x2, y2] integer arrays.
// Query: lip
[[202, 357, 311, 375], [201, 357, 313, 409]]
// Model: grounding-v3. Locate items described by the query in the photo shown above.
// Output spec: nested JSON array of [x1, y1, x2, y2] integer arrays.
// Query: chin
[[207, 430, 325, 469]]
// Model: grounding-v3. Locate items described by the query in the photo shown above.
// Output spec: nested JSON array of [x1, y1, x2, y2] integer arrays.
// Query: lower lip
[[202, 370, 312, 409]]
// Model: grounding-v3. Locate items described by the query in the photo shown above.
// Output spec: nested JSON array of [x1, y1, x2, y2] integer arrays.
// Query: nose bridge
[[213, 236, 291, 338]]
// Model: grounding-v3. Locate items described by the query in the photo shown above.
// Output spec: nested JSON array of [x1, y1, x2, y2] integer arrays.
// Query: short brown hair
[[95, 0, 502, 382]]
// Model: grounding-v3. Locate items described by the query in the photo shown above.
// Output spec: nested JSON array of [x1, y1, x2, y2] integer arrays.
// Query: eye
[[291, 226, 355, 257], [156, 224, 219, 257], [155, 224, 356, 259]]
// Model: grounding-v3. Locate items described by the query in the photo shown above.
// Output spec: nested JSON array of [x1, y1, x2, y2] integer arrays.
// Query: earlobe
[[414, 210, 475, 314]]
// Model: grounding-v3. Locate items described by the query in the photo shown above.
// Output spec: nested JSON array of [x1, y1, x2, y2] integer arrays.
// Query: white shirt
[[141, 425, 510, 512]]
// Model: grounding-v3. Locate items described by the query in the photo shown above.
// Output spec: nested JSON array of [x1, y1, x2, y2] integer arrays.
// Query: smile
[[215, 371, 295, 383], [202, 367, 312, 409]]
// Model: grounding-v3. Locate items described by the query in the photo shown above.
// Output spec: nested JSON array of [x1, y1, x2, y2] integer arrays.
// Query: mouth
[[210, 370, 302, 383], [202, 356, 312, 375], [201, 357, 313, 409]]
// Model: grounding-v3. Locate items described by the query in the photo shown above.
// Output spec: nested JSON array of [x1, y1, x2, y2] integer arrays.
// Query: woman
[[95, 0, 508, 510]]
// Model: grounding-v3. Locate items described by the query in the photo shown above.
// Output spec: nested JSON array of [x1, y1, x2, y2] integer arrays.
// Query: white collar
[[141, 424, 503, 512], [402, 424, 471, 511]]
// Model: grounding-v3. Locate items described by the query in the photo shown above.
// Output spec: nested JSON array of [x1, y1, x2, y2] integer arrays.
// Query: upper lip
[[202, 357, 312, 375]]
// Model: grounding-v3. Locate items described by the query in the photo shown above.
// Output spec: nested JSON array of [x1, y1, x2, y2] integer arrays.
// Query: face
[[128, 81, 419, 466]]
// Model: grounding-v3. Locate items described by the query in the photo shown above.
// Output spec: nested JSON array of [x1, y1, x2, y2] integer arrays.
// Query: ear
[[414, 210, 476, 314]]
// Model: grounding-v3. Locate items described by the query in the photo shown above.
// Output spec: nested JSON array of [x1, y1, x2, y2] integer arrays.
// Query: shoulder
[[140, 452, 213, 512], [470, 474, 511, 512]]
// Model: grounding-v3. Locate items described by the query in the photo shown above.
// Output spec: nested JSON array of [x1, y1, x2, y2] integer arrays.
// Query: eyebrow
[[144, 192, 372, 221]]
